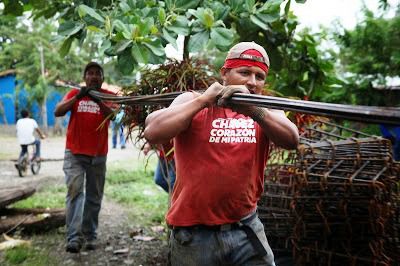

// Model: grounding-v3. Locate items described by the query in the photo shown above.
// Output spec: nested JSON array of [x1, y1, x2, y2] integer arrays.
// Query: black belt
[[170, 212, 268, 257]]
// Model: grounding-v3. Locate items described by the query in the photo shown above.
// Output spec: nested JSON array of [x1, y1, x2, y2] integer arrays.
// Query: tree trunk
[[53, 117, 63, 136], [41, 94, 48, 132], [0, 208, 65, 234], [183, 36, 189, 60], [0, 186, 36, 209], [0, 98, 8, 125]]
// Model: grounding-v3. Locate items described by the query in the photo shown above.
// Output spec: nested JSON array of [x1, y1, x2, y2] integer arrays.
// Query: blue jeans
[[19, 139, 41, 159], [63, 150, 106, 244], [154, 158, 176, 193], [112, 125, 125, 148], [170, 215, 275, 266]]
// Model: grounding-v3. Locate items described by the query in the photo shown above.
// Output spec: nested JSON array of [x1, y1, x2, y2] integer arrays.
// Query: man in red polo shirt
[[54, 62, 114, 253], [144, 42, 299, 265]]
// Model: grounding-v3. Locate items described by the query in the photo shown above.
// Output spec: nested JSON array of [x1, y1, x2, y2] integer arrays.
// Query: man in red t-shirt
[[54, 62, 114, 253], [144, 42, 299, 265]]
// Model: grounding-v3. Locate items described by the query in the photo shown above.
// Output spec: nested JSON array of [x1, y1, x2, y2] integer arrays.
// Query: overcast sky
[[166, 0, 398, 59], [291, 0, 398, 30]]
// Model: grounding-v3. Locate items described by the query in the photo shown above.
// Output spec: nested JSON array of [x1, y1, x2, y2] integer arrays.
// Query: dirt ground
[[0, 133, 169, 265]]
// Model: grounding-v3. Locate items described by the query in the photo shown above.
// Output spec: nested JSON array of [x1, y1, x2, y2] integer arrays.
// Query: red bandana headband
[[222, 49, 269, 74]]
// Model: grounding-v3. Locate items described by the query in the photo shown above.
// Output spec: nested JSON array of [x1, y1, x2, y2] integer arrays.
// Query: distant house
[[0, 70, 63, 126]]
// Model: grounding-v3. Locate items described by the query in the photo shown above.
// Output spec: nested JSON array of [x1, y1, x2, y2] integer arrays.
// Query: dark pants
[[19, 139, 41, 160]]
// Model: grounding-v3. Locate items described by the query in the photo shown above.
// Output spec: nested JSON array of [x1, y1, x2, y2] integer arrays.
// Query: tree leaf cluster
[[335, 6, 400, 107], [3, 1, 308, 74]]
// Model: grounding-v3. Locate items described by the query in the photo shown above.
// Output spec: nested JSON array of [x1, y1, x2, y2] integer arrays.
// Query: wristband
[[251, 107, 265, 122]]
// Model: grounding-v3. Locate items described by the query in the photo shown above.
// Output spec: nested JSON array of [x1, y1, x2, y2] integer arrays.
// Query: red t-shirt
[[64, 88, 114, 156], [166, 106, 270, 226]]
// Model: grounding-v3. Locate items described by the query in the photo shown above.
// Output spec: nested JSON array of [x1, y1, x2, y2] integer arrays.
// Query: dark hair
[[21, 109, 29, 118], [83, 61, 104, 79]]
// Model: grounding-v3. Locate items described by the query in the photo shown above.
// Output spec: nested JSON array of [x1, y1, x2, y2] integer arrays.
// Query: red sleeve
[[64, 89, 79, 100]]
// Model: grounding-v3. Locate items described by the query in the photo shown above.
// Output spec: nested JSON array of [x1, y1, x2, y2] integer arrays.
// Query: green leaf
[[131, 43, 149, 63], [87, 25, 101, 32], [158, 8, 166, 24], [295, 0, 307, 3], [4, 0, 24, 16], [245, 0, 255, 13], [259, 0, 284, 13], [188, 30, 209, 52], [138, 18, 154, 37], [147, 49, 167, 65], [191, 8, 214, 29], [99, 39, 112, 55], [119, 1, 131, 13], [143, 39, 165, 56], [113, 20, 132, 39], [210, 27, 234, 47], [284, 0, 291, 16], [255, 12, 280, 24], [115, 40, 133, 54], [162, 28, 178, 49], [166, 0, 201, 12], [78, 5, 105, 23], [113, 20, 128, 33], [32, 7, 58, 20], [206, 2, 230, 21], [250, 14, 268, 30], [229, 0, 246, 13], [117, 49, 136, 75], [166, 16, 190, 36], [202, 9, 214, 29], [104, 46, 117, 56], [58, 21, 84, 37], [59, 37, 73, 57], [302, 71, 309, 81]]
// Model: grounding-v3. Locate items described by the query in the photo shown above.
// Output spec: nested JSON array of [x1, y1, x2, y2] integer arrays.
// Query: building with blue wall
[[0, 70, 64, 126]]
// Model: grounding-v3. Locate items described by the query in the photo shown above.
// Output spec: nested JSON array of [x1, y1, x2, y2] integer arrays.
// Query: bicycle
[[15, 143, 41, 177]]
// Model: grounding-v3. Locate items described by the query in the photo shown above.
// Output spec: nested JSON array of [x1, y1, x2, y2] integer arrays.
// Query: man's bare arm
[[144, 82, 224, 144], [252, 108, 299, 149], [54, 96, 77, 117], [144, 92, 202, 144]]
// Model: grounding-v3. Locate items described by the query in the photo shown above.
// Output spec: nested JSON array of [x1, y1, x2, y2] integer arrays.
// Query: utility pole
[[38, 43, 48, 132]]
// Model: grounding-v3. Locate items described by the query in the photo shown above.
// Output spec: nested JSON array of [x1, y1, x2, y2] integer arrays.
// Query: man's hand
[[76, 87, 101, 103], [199, 82, 224, 107], [217, 85, 250, 106], [76, 87, 90, 99], [217, 85, 258, 117]]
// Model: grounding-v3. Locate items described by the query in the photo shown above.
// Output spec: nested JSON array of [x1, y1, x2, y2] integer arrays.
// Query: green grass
[[2, 157, 169, 265], [2, 245, 58, 265], [105, 163, 170, 225], [11, 186, 66, 209], [11, 157, 169, 226]]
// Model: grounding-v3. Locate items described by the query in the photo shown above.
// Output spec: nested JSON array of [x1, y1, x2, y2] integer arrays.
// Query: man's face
[[84, 66, 103, 89], [221, 66, 266, 95]]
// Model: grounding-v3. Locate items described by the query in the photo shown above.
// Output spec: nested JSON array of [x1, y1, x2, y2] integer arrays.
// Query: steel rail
[[86, 90, 400, 125]]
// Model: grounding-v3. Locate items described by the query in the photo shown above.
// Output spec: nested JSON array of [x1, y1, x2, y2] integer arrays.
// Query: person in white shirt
[[16, 109, 46, 162]]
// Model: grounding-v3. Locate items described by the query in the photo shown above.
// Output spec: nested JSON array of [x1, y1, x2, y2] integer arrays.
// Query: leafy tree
[[335, 7, 400, 106], [1, 0, 343, 103], [0, 15, 90, 129]]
